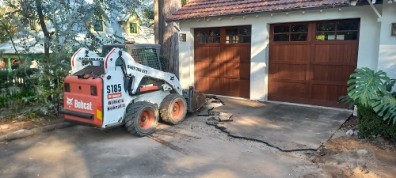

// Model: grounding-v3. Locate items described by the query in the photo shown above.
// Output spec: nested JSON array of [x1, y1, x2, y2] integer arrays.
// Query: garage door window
[[196, 29, 220, 44], [273, 24, 308, 41], [316, 20, 359, 41], [226, 26, 251, 44]]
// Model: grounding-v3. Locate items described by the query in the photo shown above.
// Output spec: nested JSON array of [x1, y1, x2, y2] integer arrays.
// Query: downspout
[[367, 0, 382, 21]]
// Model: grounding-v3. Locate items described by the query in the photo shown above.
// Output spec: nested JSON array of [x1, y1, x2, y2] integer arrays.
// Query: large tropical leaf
[[347, 68, 390, 107], [371, 94, 396, 124]]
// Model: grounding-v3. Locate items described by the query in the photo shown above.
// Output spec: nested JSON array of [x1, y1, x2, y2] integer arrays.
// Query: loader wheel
[[160, 94, 187, 125], [125, 101, 158, 136]]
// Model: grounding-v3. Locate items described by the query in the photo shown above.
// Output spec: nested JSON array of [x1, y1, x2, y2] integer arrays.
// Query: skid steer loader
[[60, 43, 205, 136]]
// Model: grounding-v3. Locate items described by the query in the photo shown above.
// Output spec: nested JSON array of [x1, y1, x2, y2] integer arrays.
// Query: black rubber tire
[[125, 101, 158, 137], [160, 94, 187, 125]]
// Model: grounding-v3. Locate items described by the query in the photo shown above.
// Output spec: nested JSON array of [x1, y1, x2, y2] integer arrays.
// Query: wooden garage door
[[194, 26, 251, 98], [269, 19, 359, 107]]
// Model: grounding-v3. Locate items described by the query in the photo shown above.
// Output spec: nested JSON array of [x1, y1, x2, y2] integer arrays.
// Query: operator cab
[[102, 43, 162, 70]]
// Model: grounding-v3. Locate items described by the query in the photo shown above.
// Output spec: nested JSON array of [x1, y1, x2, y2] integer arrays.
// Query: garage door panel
[[269, 82, 307, 99], [311, 84, 346, 102], [208, 62, 222, 78], [208, 77, 221, 94], [270, 45, 310, 62], [194, 61, 222, 78], [313, 43, 358, 65], [222, 78, 240, 96], [220, 78, 250, 98], [195, 46, 222, 62], [240, 62, 251, 79], [221, 47, 241, 63], [240, 79, 250, 98], [312, 65, 355, 82], [239, 46, 251, 62], [270, 64, 307, 81], [194, 77, 210, 93], [194, 46, 208, 62], [194, 61, 209, 77], [195, 77, 222, 95], [209, 47, 222, 63], [224, 62, 240, 79]]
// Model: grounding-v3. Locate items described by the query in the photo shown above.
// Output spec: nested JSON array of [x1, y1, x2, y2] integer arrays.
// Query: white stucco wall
[[178, 5, 382, 101], [378, 1, 396, 83]]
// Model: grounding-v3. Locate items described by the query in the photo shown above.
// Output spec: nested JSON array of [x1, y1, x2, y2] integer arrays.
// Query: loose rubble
[[196, 96, 234, 125], [346, 127, 359, 137]]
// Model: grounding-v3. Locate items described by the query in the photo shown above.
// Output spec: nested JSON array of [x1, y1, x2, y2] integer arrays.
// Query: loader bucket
[[183, 87, 206, 113]]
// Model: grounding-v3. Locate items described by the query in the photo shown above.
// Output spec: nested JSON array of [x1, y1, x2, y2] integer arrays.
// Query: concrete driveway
[[0, 118, 327, 178], [212, 97, 352, 151], [0, 97, 351, 177]]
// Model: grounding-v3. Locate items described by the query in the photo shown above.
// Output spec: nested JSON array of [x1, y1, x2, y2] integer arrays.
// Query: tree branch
[[35, 0, 51, 58]]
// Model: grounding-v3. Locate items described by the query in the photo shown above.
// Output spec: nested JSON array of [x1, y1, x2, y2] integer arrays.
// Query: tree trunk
[[155, 0, 181, 77], [35, 0, 51, 58]]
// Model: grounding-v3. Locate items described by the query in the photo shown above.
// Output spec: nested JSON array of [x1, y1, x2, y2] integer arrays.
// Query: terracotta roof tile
[[168, 0, 351, 21]]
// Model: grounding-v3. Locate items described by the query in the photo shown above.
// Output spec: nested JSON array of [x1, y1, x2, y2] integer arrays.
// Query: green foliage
[[347, 67, 396, 124], [371, 94, 396, 124], [1, 0, 148, 119], [0, 7, 19, 43], [0, 68, 37, 108], [346, 67, 396, 138], [357, 105, 396, 140], [347, 68, 390, 107], [31, 53, 71, 115], [143, 8, 154, 20]]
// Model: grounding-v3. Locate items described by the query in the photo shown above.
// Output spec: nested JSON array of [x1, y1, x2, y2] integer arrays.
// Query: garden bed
[[0, 115, 63, 136], [310, 116, 396, 178]]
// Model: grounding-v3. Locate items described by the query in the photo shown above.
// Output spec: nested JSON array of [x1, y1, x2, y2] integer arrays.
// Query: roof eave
[[167, 3, 364, 22]]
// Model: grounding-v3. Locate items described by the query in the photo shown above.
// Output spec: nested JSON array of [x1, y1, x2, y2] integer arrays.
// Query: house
[[169, 0, 396, 108], [0, 0, 155, 71]]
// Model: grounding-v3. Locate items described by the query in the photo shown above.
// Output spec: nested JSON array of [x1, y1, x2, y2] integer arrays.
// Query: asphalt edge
[[0, 122, 73, 142]]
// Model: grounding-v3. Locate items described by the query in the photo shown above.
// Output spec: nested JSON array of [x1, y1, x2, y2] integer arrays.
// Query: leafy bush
[[358, 105, 396, 140], [347, 67, 396, 139], [0, 61, 68, 116], [31, 54, 70, 115], [0, 68, 37, 88], [0, 88, 36, 108], [0, 68, 37, 108]]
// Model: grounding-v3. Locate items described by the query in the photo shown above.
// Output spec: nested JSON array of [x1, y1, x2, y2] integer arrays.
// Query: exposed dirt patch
[[0, 116, 63, 136], [311, 117, 396, 178]]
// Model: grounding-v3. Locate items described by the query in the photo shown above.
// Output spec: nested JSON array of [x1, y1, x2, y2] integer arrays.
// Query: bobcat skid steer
[[60, 43, 205, 136]]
